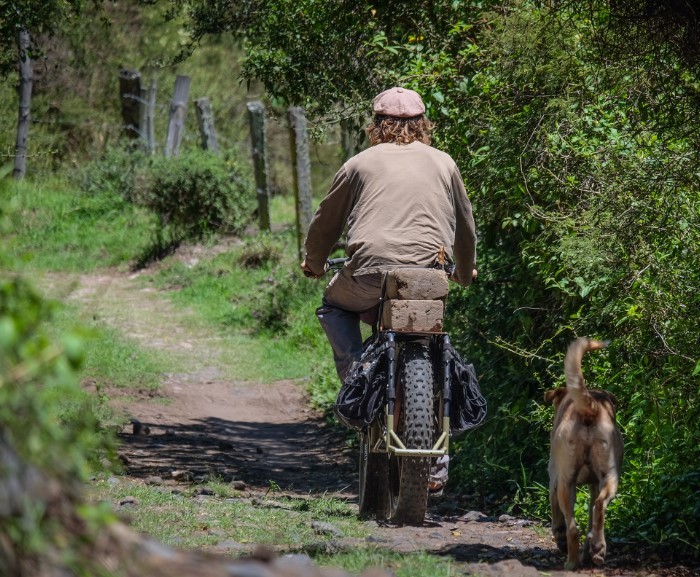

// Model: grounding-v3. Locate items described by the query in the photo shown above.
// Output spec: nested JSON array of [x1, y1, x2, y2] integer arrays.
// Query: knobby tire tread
[[388, 341, 434, 525]]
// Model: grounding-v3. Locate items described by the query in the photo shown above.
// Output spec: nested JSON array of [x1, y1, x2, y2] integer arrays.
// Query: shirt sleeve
[[450, 167, 477, 287], [303, 165, 356, 275]]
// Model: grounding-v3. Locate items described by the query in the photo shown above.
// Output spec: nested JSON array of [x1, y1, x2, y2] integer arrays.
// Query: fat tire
[[387, 341, 434, 525], [358, 431, 389, 517]]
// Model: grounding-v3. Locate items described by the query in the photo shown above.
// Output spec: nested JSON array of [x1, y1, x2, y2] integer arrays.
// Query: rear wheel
[[358, 430, 389, 517], [386, 341, 434, 524]]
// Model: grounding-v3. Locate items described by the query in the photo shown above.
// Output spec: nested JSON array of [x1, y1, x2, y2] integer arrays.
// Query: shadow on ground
[[116, 416, 357, 494]]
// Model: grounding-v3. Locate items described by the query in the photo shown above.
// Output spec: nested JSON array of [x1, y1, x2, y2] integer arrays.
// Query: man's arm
[[450, 167, 477, 287], [303, 166, 355, 275]]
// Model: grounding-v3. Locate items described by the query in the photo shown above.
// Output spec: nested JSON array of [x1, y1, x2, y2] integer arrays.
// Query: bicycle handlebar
[[327, 257, 349, 269], [302, 257, 349, 277]]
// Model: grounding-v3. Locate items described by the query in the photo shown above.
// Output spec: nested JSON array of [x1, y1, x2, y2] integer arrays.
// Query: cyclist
[[301, 86, 477, 384]]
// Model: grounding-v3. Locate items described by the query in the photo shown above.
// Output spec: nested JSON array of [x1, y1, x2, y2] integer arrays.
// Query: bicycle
[[314, 257, 485, 525]]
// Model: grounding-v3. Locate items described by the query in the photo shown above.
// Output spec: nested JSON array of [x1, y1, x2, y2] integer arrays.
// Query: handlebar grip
[[327, 257, 349, 267]]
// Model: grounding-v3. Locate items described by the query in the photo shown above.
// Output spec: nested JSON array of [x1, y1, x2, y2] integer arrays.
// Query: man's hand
[[300, 260, 323, 279], [472, 268, 478, 280]]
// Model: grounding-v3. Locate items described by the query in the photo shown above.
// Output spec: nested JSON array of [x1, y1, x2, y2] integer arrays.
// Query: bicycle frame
[[364, 332, 453, 459]]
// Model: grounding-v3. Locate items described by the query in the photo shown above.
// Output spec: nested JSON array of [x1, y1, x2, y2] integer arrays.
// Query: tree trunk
[[13, 30, 33, 180]]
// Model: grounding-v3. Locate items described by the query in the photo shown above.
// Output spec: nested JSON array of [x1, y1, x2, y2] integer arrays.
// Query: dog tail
[[564, 338, 608, 413]]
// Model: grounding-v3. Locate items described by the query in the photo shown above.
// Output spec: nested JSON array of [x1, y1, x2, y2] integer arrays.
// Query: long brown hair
[[365, 114, 434, 146]]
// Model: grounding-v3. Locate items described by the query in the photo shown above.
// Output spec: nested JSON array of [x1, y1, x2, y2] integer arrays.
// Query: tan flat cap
[[373, 87, 425, 117]]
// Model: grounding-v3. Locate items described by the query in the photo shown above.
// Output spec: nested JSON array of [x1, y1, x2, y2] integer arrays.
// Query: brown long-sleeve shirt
[[304, 141, 477, 286]]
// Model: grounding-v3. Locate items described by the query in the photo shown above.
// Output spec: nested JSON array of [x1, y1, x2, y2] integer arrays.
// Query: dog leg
[[550, 481, 567, 553], [582, 483, 599, 566], [557, 481, 580, 570], [588, 475, 619, 565]]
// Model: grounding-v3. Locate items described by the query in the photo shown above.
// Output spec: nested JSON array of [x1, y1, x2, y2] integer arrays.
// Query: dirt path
[[47, 269, 355, 495], [49, 268, 696, 577]]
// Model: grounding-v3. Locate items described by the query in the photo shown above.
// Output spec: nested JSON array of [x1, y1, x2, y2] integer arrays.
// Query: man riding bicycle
[[301, 86, 477, 385]]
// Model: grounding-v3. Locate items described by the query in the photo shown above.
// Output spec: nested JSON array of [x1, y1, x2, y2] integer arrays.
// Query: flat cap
[[373, 87, 425, 117]]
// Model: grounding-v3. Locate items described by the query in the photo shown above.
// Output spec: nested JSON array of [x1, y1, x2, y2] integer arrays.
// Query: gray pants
[[316, 269, 384, 382]]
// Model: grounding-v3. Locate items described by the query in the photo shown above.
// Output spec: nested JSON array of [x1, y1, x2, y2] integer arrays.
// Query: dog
[[544, 338, 623, 570]]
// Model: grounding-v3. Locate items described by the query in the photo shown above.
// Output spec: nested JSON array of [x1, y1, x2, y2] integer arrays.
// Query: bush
[[134, 150, 255, 243], [0, 275, 115, 571], [77, 144, 149, 202]]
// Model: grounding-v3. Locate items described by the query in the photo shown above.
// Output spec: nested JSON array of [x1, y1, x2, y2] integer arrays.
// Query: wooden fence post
[[146, 77, 157, 154], [288, 106, 313, 258], [246, 101, 271, 232], [13, 30, 33, 180], [164, 75, 191, 157], [340, 118, 361, 161], [194, 97, 219, 153], [119, 68, 142, 140]]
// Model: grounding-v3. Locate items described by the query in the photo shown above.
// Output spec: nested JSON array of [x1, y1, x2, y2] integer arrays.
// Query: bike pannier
[[447, 345, 487, 435], [334, 334, 390, 430]]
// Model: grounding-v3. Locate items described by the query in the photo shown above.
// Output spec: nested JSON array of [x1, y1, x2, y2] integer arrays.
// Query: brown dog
[[544, 338, 623, 570]]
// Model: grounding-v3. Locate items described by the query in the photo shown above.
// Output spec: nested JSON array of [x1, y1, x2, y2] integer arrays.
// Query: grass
[[1, 175, 332, 385], [316, 550, 460, 577], [141, 229, 335, 383], [42, 298, 173, 428], [88, 477, 366, 550], [87, 476, 461, 577], [1, 177, 156, 273], [54, 305, 170, 393]]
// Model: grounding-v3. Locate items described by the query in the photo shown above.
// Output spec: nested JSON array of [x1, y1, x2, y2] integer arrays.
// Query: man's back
[[343, 141, 465, 275]]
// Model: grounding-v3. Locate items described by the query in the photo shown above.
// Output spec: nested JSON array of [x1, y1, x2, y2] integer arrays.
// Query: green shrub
[[77, 144, 149, 202], [0, 276, 115, 569], [237, 233, 283, 269], [134, 150, 255, 243]]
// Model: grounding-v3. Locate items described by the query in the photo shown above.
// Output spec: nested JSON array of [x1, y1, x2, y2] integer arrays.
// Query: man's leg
[[317, 269, 384, 382], [316, 301, 363, 382]]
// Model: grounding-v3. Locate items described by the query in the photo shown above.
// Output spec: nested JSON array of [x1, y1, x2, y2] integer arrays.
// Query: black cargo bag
[[334, 334, 390, 430], [447, 344, 487, 435]]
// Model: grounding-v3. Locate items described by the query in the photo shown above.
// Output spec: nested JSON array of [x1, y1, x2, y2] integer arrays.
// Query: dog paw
[[588, 542, 606, 565]]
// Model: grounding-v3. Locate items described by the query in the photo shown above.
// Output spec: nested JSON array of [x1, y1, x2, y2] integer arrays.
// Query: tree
[[0, 1, 98, 77], [168, 0, 496, 117], [1, 0, 101, 178], [13, 30, 32, 179]]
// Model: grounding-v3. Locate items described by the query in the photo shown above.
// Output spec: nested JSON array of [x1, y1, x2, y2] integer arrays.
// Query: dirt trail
[[47, 267, 696, 577], [47, 269, 354, 494]]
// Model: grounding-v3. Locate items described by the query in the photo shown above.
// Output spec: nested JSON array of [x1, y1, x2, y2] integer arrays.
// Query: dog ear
[[544, 388, 567, 408]]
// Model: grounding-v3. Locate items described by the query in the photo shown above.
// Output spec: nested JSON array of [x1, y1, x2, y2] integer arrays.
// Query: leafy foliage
[[170, 0, 497, 118], [173, 0, 700, 553], [0, 275, 115, 570], [132, 150, 255, 244], [77, 146, 257, 263], [0, 0, 101, 76], [78, 144, 150, 202]]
